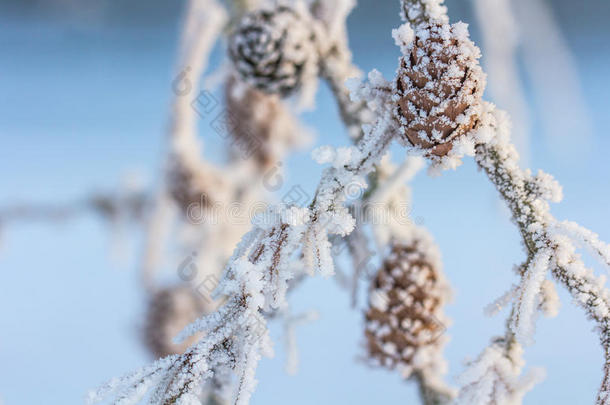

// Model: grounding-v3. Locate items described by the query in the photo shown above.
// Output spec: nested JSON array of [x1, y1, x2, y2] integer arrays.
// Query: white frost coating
[[302, 71, 397, 278], [392, 20, 487, 175], [230, 1, 323, 110], [311, 0, 356, 41], [424, 99, 492, 175], [553, 220, 610, 270], [472, 100, 610, 403], [484, 285, 519, 317], [539, 279, 560, 318], [141, 0, 228, 290], [456, 340, 545, 405], [400, 0, 448, 25], [511, 251, 551, 345], [311, 145, 336, 165], [172, 0, 228, 150], [370, 290, 389, 312], [392, 23, 415, 55]]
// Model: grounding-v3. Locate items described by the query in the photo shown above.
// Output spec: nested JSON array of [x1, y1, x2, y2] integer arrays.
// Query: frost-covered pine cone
[[226, 75, 304, 169], [143, 285, 209, 358], [394, 22, 485, 157], [365, 237, 450, 378], [167, 156, 230, 211], [229, 5, 319, 97]]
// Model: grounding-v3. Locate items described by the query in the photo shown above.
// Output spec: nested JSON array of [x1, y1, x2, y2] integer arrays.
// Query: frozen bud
[[167, 156, 231, 211], [143, 285, 210, 358], [394, 22, 485, 156], [365, 238, 450, 376], [225, 75, 303, 169], [229, 5, 320, 97]]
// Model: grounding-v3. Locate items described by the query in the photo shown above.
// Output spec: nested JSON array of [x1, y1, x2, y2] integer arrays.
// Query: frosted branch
[[474, 108, 610, 404], [553, 221, 610, 270], [314, 0, 370, 139], [456, 336, 545, 404], [473, 0, 530, 163], [399, 1, 610, 402], [90, 69, 396, 402], [141, 0, 228, 289], [400, 0, 448, 27], [0, 190, 149, 227]]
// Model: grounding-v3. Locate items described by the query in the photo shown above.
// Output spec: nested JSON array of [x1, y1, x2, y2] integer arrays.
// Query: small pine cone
[[395, 23, 485, 157], [229, 5, 319, 97], [365, 238, 449, 377], [167, 156, 231, 212], [226, 75, 303, 169], [143, 285, 209, 358]]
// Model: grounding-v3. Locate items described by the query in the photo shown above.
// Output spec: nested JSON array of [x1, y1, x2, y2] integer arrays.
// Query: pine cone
[[143, 285, 209, 358], [225, 75, 304, 169], [365, 238, 449, 376], [395, 23, 485, 157], [229, 5, 319, 97], [167, 156, 230, 212]]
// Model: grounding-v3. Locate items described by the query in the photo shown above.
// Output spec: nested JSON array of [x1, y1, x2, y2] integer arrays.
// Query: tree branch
[[475, 125, 610, 404]]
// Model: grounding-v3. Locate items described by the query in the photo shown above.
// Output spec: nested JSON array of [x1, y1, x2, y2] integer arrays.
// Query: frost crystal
[[456, 339, 545, 405]]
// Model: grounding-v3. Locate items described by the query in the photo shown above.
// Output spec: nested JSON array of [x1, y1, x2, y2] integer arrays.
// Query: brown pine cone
[[225, 76, 302, 169], [167, 156, 230, 212], [229, 5, 319, 97], [395, 23, 485, 157], [364, 238, 449, 376], [143, 285, 209, 358]]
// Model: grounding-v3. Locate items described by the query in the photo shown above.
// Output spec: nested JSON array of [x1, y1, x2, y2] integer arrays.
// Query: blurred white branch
[[513, 0, 593, 158], [473, 0, 531, 164]]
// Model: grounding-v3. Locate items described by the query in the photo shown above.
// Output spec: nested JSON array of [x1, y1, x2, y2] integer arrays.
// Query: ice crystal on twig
[[456, 338, 545, 405]]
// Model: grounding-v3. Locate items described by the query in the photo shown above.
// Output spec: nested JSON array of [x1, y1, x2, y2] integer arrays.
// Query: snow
[[392, 24, 415, 54], [456, 340, 545, 405], [511, 251, 551, 345]]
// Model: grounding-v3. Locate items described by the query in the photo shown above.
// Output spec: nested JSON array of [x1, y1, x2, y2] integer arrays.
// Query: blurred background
[[1, 0, 609, 404]]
